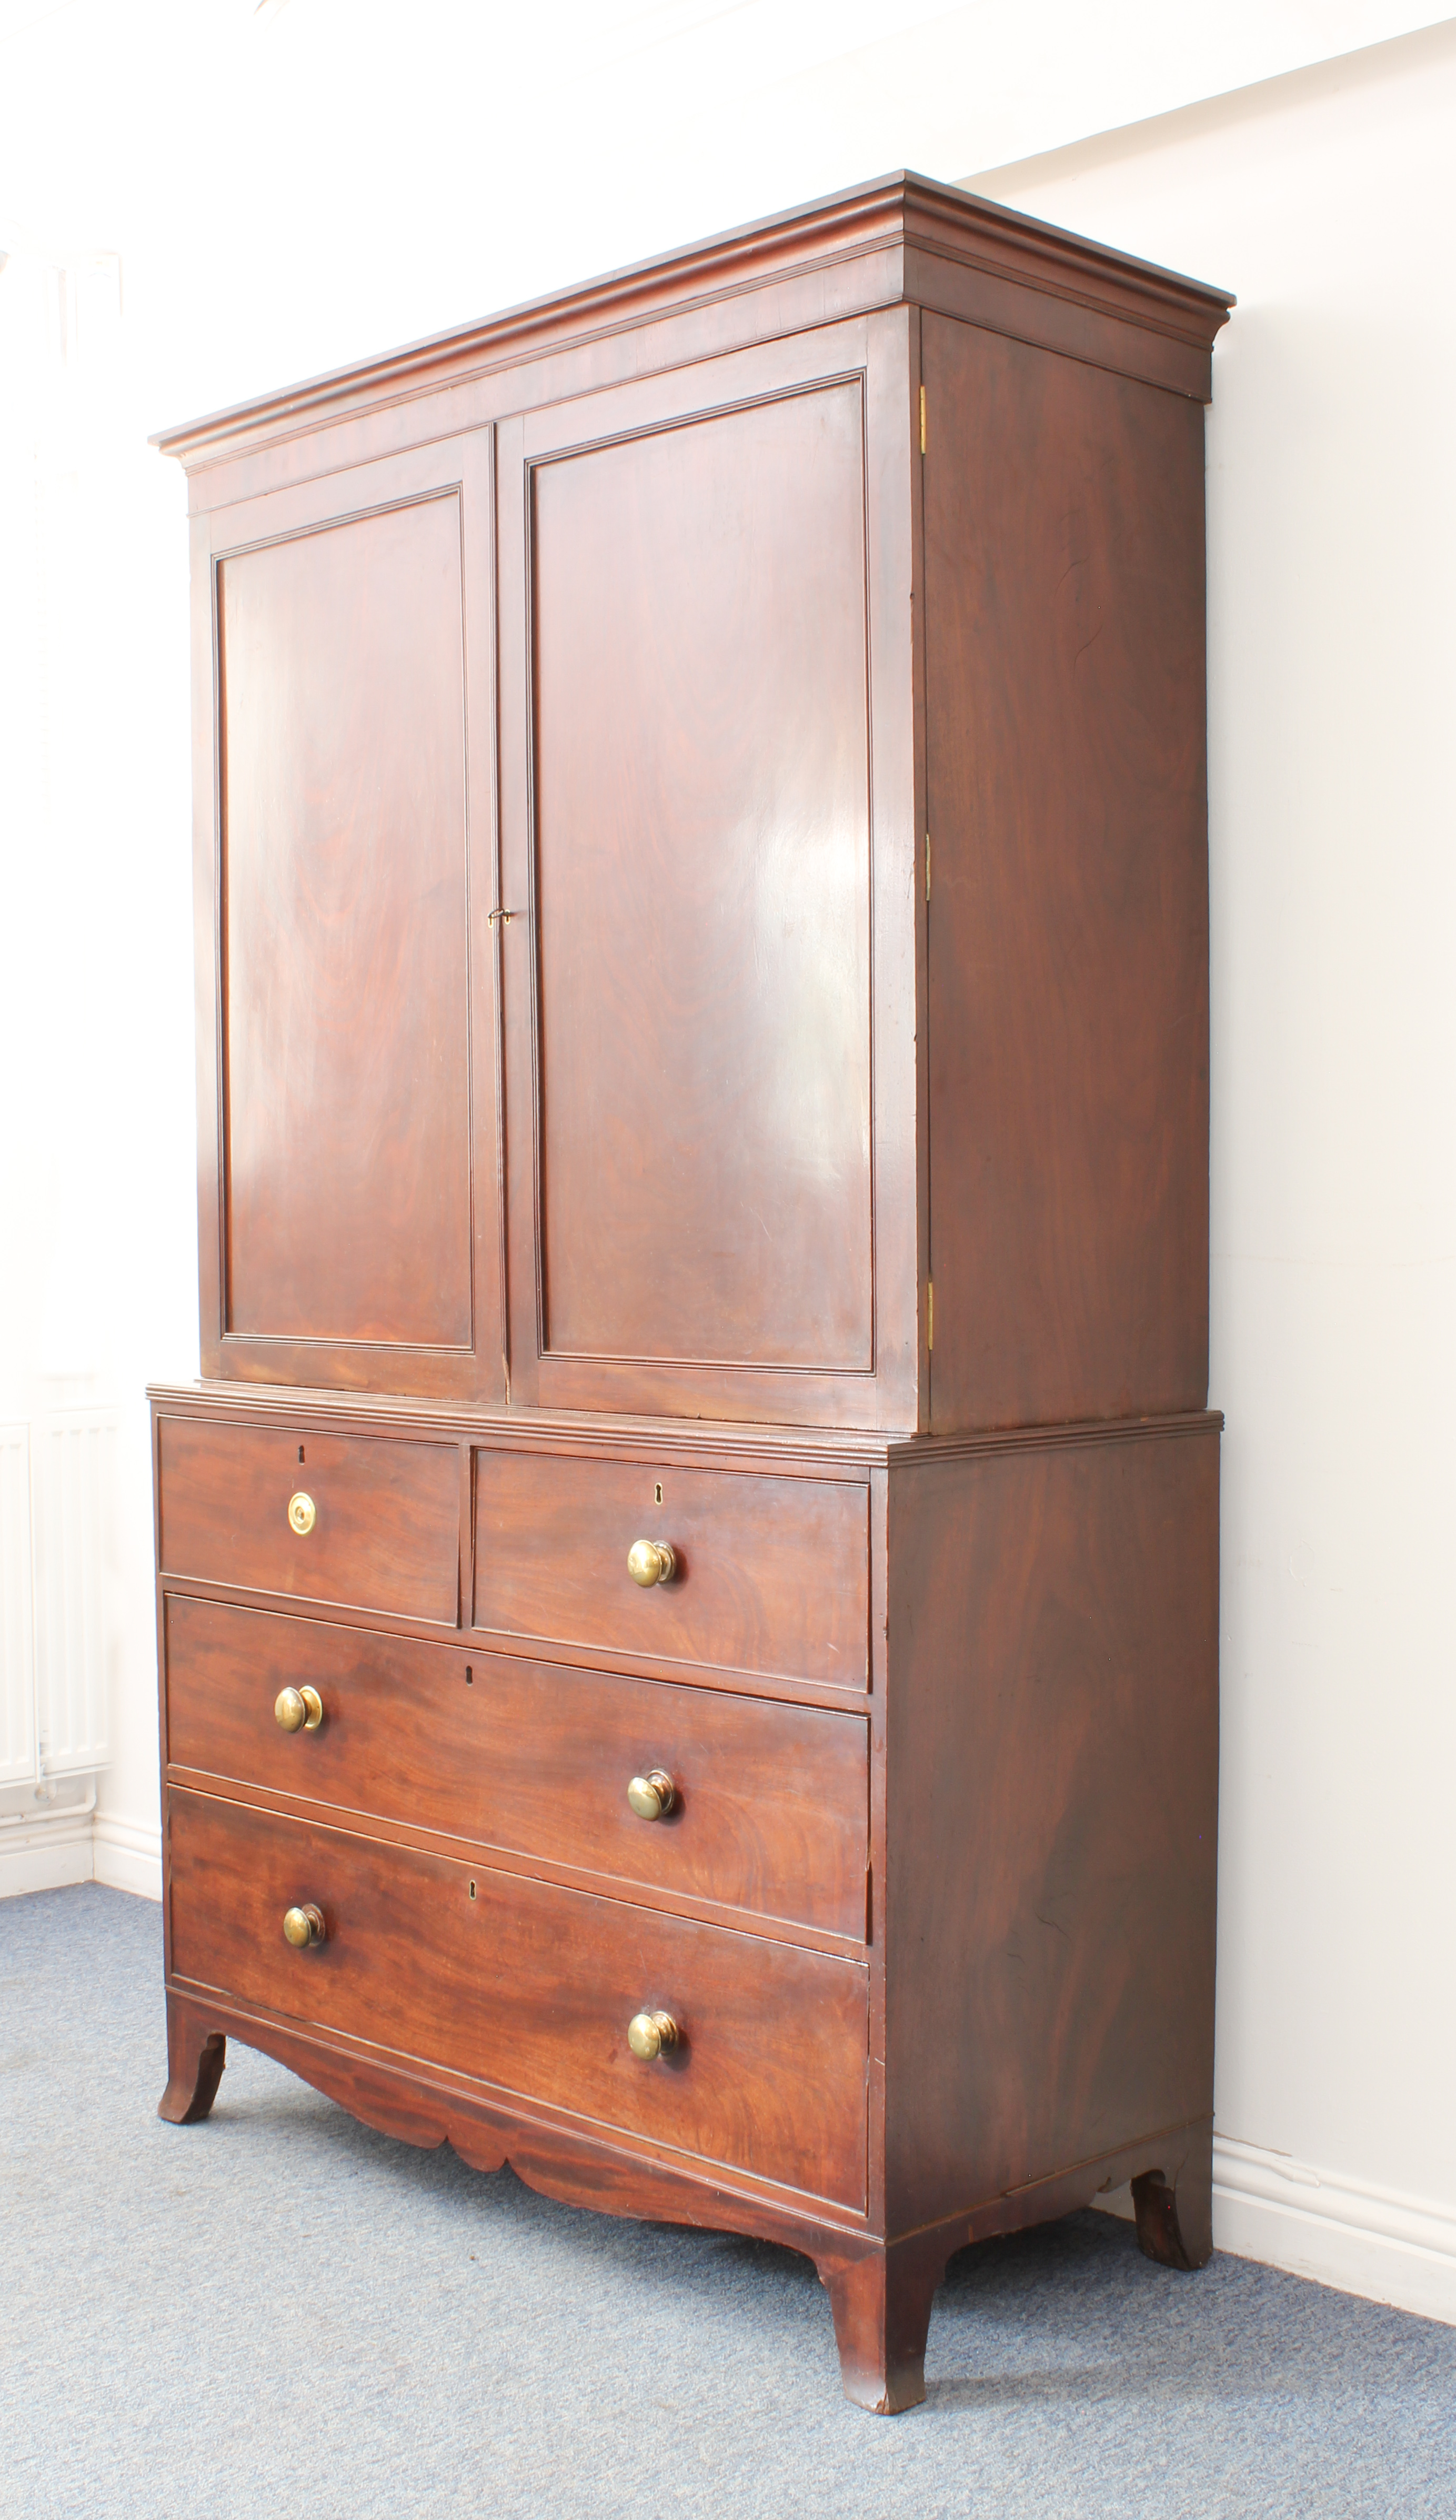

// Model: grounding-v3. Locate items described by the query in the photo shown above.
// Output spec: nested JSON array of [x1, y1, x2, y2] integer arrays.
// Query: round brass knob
[[287, 1491, 316, 1537], [282, 1903, 326, 1950], [627, 2009, 679, 2060], [627, 1539, 676, 1588], [274, 1685, 324, 1733], [627, 1769, 676, 1821]]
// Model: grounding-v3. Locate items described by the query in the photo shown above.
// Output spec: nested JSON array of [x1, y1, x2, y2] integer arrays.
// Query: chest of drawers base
[[152, 1383, 1219, 2413]]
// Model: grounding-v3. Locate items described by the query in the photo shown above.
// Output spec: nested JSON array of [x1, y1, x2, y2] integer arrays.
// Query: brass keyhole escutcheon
[[275, 1686, 323, 1733], [283, 1903, 326, 1950], [627, 1770, 676, 1821], [627, 1539, 676, 1587], [627, 2009, 679, 2061], [288, 1491, 316, 1537]]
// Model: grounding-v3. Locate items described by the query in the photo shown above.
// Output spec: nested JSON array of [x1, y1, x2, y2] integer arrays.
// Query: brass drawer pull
[[627, 1769, 676, 1821], [282, 1903, 326, 1950], [627, 1538, 676, 1587], [627, 2009, 678, 2061], [287, 1491, 316, 1536], [275, 1686, 324, 1733]]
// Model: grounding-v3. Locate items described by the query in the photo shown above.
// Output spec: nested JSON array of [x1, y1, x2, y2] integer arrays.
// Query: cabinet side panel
[[923, 315, 1209, 1429], [883, 1431, 1219, 2234]]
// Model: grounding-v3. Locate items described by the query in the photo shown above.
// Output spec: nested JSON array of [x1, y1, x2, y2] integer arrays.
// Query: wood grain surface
[[217, 493, 471, 1348], [473, 1448, 869, 1687], [168, 1790, 869, 2208], [526, 381, 872, 1374], [154, 176, 1230, 2412], [922, 314, 1210, 1430], [157, 1415, 460, 1623], [495, 317, 923, 1432], [193, 434, 504, 1401], [163, 1594, 869, 1939], [154, 174, 1231, 484], [882, 1424, 1219, 2233]]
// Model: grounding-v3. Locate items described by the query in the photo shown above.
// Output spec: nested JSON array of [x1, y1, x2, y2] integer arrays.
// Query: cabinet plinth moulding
[[150, 170, 1230, 2411]]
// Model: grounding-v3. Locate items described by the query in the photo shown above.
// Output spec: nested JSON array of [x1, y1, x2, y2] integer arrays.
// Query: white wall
[[1, 0, 1452, 2322], [965, 22, 1456, 2322]]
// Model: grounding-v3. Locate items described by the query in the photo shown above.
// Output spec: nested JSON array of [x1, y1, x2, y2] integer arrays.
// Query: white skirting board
[[93, 1811, 163, 1902], [0, 1810, 162, 1901], [0, 1809, 97, 1896], [1095, 2134, 1456, 2328]]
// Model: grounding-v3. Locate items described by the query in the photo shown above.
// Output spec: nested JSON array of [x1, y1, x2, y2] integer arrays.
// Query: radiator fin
[[0, 1424, 37, 1786]]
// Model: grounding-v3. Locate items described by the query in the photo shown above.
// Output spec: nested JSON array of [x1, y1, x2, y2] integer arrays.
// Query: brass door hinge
[[925, 831, 931, 901], [919, 384, 926, 455], [927, 1279, 934, 1351]]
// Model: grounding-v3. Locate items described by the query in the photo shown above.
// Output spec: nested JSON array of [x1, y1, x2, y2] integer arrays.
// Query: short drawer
[[474, 1451, 869, 1688], [157, 1416, 459, 1623], [164, 1597, 868, 1940], [168, 1790, 868, 2210]]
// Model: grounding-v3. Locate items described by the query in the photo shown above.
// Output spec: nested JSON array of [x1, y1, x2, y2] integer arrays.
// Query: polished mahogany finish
[[152, 173, 1231, 488], [153, 173, 1229, 2413], [157, 1413, 460, 1623], [528, 380, 872, 1376], [882, 1422, 1220, 2233], [189, 437, 503, 1402], [922, 314, 1211, 1428], [218, 494, 471, 1350], [163, 1593, 870, 1941], [495, 314, 920, 1429], [168, 1789, 870, 2210], [473, 1449, 869, 1688]]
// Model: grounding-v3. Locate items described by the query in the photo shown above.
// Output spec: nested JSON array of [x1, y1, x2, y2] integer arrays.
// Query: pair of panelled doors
[[195, 313, 918, 1428]]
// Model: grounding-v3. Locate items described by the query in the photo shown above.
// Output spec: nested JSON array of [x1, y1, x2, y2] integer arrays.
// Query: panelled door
[[193, 435, 504, 1401], [496, 313, 919, 1429]]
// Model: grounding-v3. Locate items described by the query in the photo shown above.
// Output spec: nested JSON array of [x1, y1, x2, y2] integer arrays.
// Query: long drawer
[[168, 1790, 869, 2209], [157, 1415, 460, 1623], [474, 1450, 869, 1687], [163, 1597, 868, 1941]]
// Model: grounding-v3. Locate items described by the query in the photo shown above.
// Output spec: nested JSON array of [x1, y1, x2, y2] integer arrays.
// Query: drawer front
[[474, 1452, 869, 1688], [157, 1417, 459, 1623], [168, 1790, 868, 2209], [164, 1597, 868, 1940]]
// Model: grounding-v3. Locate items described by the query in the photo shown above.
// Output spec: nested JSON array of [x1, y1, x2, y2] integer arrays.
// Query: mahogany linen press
[[149, 174, 1230, 2413]]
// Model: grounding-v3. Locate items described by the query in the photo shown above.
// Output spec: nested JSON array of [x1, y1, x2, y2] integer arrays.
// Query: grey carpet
[[2, 1887, 1453, 2519]]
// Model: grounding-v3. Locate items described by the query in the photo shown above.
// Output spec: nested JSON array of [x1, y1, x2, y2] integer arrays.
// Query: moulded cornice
[[150, 170, 1234, 469]]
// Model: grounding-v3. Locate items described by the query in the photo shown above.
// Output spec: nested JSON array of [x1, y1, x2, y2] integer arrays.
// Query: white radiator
[[0, 1424, 37, 1786], [0, 1408, 116, 1791]]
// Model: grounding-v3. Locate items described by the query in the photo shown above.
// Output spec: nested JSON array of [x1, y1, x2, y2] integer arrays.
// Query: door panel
[[530, 384, 872, 1371], [194, 437, 503, 1399], [497, 316, 920, 1429], [219, 496, 469, 1346]]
